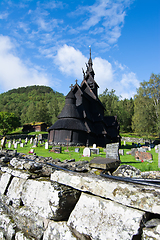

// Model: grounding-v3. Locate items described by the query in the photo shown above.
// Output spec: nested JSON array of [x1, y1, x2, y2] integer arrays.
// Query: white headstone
[[124, 141, 126, 146], [20, 143, 24, 148], [45, 142, 48, 149], [14, 143, 18, 149], [30, 138, 33, 144], [29, 149, 34, 153], [93, 144, 96, 149], [8, 142, 11, 148], [83, 147, 91, 157]]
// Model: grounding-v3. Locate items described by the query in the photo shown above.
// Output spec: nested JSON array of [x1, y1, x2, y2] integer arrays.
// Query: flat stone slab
[[51, 170, 160, 214], [67, 192, 145, 240], [89, 157, 120, 170]]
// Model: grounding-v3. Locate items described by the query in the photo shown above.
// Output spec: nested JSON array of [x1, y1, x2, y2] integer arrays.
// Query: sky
[[0, 0, 159, 99]]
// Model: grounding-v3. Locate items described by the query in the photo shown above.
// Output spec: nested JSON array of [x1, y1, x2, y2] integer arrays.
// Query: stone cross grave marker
[[106, 142, 120, 161], [83, 147, 91, 157]]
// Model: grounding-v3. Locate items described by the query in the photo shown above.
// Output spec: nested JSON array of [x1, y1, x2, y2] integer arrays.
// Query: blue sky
[[0, 0, 159, 99]]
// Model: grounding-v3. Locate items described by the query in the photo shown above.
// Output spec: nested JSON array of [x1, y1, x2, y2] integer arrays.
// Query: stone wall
[[121, 136, 146, 144], [0, 152, 160, 239]]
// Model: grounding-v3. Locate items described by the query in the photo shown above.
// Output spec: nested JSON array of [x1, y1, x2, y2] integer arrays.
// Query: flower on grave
[[141, 160, 144, 162]]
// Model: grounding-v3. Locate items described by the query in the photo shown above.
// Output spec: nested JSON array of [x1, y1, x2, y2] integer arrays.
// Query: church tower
[[83, 48, 99, 96]]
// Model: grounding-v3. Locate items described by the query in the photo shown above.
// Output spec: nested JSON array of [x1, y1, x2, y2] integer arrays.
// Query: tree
[[118, 98, 134, 132], [0, 112, 20, 135], [132, 73, 160, 136], [99, 88, 119, 116]]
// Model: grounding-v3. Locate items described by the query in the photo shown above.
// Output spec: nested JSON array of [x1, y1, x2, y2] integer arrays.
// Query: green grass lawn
[[4, 140, 160, 172]]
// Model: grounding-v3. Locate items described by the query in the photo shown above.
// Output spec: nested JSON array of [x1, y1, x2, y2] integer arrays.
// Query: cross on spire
[[69, 84, 73, 90], [75, 79, 78, 84]]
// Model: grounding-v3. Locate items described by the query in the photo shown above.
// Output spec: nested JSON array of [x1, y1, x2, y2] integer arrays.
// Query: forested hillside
[[0, 85, 65, 126], [0, 73, 159, 137]]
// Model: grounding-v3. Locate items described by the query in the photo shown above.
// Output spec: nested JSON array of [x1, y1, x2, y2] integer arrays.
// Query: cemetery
[[0, 136, 160, 239], [0, 52, 159, 240]]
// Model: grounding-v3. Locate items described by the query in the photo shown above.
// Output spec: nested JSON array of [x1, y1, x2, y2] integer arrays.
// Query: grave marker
[[8, 141, 11, 148], [158, 144, 160, 168], [75, 148, 80, 153], [83, 147, 91, 157], [52, 147, 62, 153], [45, 142, 48, 149], [106, 142, 120, 161], [93, 144, 96, 149], [90, 148, 99, 154]]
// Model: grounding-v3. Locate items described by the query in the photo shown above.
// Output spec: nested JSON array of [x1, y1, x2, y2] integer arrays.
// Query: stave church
[[48, 50, 120, 147]]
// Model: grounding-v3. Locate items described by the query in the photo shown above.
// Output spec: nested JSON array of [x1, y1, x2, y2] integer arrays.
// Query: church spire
[[86, 47, 94, 78], [88, 47, 93, 68]]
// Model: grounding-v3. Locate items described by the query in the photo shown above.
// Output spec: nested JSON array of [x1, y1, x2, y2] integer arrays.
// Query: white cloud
[[93, 57, 113, 93], [55, 45, 139, 99], [0, 12, 9, 20], [74, 0, 131, 45], [55, 45, 113, 93], [116, 72, 140, 99], [0, 35, 49, 92], [55, 44, 87, 78]]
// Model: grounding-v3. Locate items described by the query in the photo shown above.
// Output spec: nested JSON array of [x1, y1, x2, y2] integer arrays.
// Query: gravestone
[[90, 148, 99, 154], [45, 142, 48, 149], [119, 149, 124, 155], [93, 144, 96, 149], [52, 147, 62, 153], [124, 140, 126, 146], [20, 143, 24, 148], [106, 142, 120, 161], [75, 148, 80, 153], [83, 147, 91, 157], [25, 137, 28, 144], [13, 139, 16, 145], [1, 137, 6, 149], [30, 138, 33, 144], [14, 143, 18, 149], [135, 151, 152, 162], [158, 144, 160, 168], [38, 134, 42, 141], [29, 149, 34, 154], [8, 141, 11, 148], [19, 138, 22, 143]]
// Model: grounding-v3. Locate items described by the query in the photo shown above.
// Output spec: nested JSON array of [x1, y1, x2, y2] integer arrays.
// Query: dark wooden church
[[48, 50, 120, 147]]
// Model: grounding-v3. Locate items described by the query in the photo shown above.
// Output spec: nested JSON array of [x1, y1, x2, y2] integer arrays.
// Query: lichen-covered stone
[[68, 192, 145, 240], [21, 179, 80, 220], [142, 224, 160, 240], [43, 220, 77, 240], [0, 212, 16, 240], [51, 170, 160, 214], [15, 231, 35, 240], [0, 172, 12, 195], [112, 165, 141, 178]]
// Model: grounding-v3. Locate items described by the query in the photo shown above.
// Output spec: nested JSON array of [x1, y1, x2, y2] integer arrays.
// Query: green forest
[[0, 73, 159, 137]]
